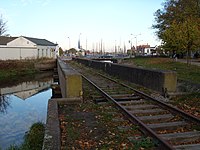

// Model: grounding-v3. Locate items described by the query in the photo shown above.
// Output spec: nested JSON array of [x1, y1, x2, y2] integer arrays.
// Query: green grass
[[172, 92, 200, 111], [0, 69, 36, 80], [124, 57, 200, 84], [6, 122, 45, 150], [131, 137, 157, 150], [0, 60, 38, 83]]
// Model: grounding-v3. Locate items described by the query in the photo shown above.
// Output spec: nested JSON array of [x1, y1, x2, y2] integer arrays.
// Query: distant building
[[137, 44, 157, 56], [0, 36, 59, 60]]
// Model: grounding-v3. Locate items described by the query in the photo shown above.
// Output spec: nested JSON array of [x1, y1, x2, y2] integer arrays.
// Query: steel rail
[[82, 74, 174, 150], [98, 73, 200, 124]]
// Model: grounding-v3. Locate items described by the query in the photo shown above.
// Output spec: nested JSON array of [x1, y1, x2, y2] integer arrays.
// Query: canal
[[0, 71, 54, 149]]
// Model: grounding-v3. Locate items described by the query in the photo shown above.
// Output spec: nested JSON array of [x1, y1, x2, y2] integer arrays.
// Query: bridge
[[43, 57, 177, 150]]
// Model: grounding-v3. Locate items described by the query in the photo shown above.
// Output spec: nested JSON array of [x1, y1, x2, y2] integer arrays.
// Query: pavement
[[175, 58, 200, 66]]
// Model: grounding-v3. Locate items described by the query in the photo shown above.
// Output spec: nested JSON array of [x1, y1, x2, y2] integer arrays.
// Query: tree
[[0, 15, 8, 36], [59, 47, 64, 56], [67, 48, 77, 54], [153, 0, 200, 64]]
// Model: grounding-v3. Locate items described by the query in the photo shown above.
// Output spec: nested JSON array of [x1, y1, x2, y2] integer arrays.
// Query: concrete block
[[57, 58, 83, 99], [64, 70, 82, 98], [162, 71, 177, 93]]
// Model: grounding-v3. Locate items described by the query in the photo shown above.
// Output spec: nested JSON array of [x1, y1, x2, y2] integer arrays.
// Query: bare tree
[[0, 95, 10, 114], [0, 15, 8, 36]]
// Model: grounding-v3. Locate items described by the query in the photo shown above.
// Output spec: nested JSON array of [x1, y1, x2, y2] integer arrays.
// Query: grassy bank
[[0, 60, 39, 85], [6, 122, 45, 150], [123, 57, 200, 84]]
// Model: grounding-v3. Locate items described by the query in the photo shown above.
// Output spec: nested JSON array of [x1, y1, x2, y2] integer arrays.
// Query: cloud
[[37, 0, 51, 6], [19, 0, 50, 6], [20, 0, 33, 6]]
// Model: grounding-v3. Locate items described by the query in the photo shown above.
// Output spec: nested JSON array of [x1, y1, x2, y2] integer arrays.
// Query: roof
[[0, 36, 57, 46], [24, 37, 57, 46], [137, 44, 150, 49], [0, 36, 17, 45]]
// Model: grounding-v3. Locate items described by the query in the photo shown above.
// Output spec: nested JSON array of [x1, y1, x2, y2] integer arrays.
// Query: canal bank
[[0, 71, 54, 149], [0, 59, 56, 149], [0, 59, 56, 86]]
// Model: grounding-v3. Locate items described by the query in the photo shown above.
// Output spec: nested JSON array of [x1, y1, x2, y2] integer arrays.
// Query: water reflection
[[0, 72, 54, 149], [0, 95, 10, 114]]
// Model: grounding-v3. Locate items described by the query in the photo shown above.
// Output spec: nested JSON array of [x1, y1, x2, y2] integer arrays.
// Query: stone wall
[[57, 58, 82, 98], [73, 58, 177, 93]]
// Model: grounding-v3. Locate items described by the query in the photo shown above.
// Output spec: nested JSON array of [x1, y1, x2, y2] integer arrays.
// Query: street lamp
[[130, 34, 134, 57], [78, 33, 81, 50], [134, 33, 141, 52], [67, 37, 70, 50], [130, 34, 133, 49]]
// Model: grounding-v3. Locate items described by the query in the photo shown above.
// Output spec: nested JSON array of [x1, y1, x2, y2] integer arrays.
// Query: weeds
[[6, 122, 45, 150], [0, 60, 38, 83], [126, 57, 200, 84]]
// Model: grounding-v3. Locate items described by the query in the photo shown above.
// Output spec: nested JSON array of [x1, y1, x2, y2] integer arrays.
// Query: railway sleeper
[[118, 99, 147, 105], [94, 96, 142, 104], [174, 143, 200, 150], [147, 121, 189, 131], [123, 104, 158, 110], [138, 114, 174, 122], [160, 131, 200, 145], [100, 87, 130, 92], [109, 94, 137, 98], [105, 91, 131, 95], [129, 108, 168, 115], [114, 96, 142, 102]]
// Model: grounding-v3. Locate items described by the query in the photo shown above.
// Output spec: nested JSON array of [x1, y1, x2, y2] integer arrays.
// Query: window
[[37, 49, 40, 58], [46, 49, 48, 57]]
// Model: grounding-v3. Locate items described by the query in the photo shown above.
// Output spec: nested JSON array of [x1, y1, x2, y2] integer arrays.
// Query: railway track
[[70, 62, 200, 150]]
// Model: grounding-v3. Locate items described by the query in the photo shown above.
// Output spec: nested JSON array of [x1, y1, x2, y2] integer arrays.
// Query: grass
[[0, 60, 38, 83], [123, 57, 200, 84], [171, 92, 200, 116], [6, 122, 45, 150]]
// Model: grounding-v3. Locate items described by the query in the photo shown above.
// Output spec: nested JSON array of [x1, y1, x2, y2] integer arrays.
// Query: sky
[[0, 0, 164, 52]]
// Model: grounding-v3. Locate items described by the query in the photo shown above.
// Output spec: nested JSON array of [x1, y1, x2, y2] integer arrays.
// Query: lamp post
[[67, 37, 70, 50], [130, 34, 134, 57], [134, 33, 141, 54], [78, 33, 81, 50]]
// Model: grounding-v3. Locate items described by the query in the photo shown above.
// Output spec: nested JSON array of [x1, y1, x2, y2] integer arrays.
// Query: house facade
[[0, 36, 59, 60], [136, 44, 157, 56]]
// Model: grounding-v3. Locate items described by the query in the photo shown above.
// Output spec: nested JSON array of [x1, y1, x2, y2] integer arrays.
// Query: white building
[[0, 36, 59, 60], [143, 46, 157, 56], [137, 44, 157, 56]]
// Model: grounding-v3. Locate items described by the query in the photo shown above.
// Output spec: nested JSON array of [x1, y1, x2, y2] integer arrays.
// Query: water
[[0, 72, 54, 149]]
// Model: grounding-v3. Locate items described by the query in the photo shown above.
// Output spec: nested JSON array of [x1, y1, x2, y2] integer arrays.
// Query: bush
[[7, 122, 45, 150], [22, 122, 45, 150]]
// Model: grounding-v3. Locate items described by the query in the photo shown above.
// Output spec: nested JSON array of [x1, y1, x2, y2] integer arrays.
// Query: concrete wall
[[0, 47, 37, 60], [73, 58, 177, 93], [57, 58, 82, 98]]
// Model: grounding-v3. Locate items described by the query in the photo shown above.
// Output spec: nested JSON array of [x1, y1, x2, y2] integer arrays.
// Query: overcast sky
[[0, 0, 163, 51]]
